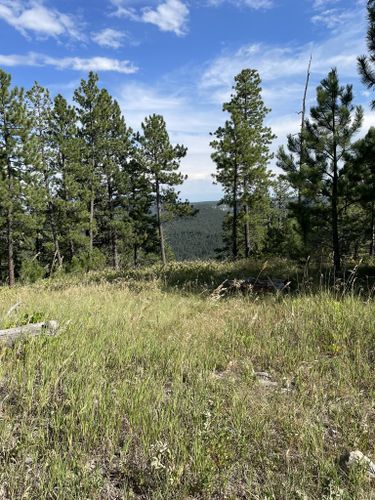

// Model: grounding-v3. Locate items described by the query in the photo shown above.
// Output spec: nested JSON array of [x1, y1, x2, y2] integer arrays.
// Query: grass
[[0, 262, 374, 498]]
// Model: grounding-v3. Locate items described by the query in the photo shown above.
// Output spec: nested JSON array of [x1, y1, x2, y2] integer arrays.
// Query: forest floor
[[0, 260, 375, 499]]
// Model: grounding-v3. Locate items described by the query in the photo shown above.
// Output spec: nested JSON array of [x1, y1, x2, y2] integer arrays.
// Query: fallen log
[[212, 277, 290, 299], [0, 321, 59, 346]]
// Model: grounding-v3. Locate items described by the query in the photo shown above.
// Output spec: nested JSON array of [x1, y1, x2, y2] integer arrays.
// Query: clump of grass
[[0, 276, 374, 498]]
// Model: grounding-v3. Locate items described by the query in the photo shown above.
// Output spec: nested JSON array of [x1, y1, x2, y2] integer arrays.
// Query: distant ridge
[[165, 201, 226, 260]]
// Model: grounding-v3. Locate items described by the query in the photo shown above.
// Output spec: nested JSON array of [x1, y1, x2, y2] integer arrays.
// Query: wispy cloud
[[111, 0, 189, 36], [92, 28, 127, 48], [0, 0, 83, 41], [207, 0, 273, 10], [0, 52, 138, 74]]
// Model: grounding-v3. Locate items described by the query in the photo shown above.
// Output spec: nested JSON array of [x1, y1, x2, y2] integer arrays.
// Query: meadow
[[0, 261, 374, 499]]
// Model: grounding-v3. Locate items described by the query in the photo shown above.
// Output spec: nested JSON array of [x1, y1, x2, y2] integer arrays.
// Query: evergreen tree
[[344, 127, 375, 256], [95, 90, 133, 269], [0, 70, 32, 286], [136, 114, 188, 265], [26, 82, 63, 271], [73, 72, 104, 256], [127, 158, 157, 266], [211, 118, 241, 259], [358, 0, 375, 108], [277, 131, 316, 255], [211, 69, 274, 259], [49, 94, 88, 264], [303, 69, 363, 271]]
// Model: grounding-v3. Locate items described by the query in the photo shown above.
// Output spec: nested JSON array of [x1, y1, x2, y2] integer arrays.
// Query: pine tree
[[127, 158, 157, 266], [136, 114, 188, 265], [211, 118, 241, 259], [211, 69, 274, 259], [49, 94, 88, 263], [358, 0, 375, 108], [303, 69, 363, 271], [26, 82, 64, 272], [344, 127, 375, 256], [95, 90, 133, 269], [73, 72, 104, 256], [0, 69, 32, 286]]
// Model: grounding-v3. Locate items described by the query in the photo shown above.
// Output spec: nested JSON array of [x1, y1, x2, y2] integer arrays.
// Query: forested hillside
[[165, 201, 226, 260]]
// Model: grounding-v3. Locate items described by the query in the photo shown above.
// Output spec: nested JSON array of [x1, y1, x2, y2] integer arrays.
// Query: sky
[[0, 0, 373, 201]]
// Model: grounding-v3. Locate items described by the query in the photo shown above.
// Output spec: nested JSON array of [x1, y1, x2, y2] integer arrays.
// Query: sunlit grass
[[0, 270, 374, 498]]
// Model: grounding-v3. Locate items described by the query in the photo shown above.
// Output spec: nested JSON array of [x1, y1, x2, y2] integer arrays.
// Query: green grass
[[0, 264, 374, 498]]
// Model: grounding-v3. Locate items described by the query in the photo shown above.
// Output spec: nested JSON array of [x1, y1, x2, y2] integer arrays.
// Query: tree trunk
[[243, 179, 251, 258], [7, 208, 15, 287], [89, 188, 95, 255], [6, 154, 15, 287], [133, 244, 138, 267], [244, 203, 251, 258], [232, 160, 238, 260], [156, 180, 166, 265], [332, 147, 341, 273], [107, 178, 119, 270], [112, 237, 119, 270], [370, 200, 375, 257]]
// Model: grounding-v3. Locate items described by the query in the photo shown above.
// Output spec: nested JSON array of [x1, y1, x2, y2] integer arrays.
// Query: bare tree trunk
[[299, 55, 312, 251], [156, 180, 166, 265]]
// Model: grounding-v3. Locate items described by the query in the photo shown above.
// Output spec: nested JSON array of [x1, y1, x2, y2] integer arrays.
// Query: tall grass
[[0, 269, 374, 498]]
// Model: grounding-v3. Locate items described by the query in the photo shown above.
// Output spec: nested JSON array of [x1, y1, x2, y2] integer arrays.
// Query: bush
[[20, 259, 46, 284], [67, 249, 107, 273]]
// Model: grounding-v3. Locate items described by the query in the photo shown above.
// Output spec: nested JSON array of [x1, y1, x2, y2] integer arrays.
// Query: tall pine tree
[[211, 69, 274, 259], [74, 72, 104, 257], [304, 69, 363, 271], [136, 114, 188, 265], [0, 70, 33, 286]]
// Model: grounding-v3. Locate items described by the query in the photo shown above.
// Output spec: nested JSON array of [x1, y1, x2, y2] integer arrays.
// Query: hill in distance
[[165, 201, 227, 260]]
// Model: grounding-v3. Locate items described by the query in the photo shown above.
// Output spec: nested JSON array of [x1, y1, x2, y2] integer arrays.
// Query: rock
[[347, 450, 375, 479], [254, 371, 278, 388]]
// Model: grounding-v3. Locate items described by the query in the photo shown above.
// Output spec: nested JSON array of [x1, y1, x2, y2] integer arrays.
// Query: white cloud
[[92, 28, 127, 48], [0, 0, 83, 40], [0, 52, 138, 74], [117, 82, 223, 188], [311, 8, 353, 29], [208, 0, 273, 9], [142, 0, 189, 35], [111, 0, 189, 36]]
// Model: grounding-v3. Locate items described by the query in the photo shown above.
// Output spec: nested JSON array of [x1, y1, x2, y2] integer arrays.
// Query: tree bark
[[133, 244, 138, 267], [6, 152, 15, 287], [7, 208, 15, 287], [89, 188, 95, 255], [244, 202, 251, 258], [156, 180, 166, 265], [332, 140, 341, 273], [232, 160, 239, 260]]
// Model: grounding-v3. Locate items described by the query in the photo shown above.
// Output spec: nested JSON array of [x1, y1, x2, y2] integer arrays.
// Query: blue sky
[[0, 0, 372, 201]]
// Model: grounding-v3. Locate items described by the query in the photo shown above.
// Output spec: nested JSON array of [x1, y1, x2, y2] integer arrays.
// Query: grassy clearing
[[0, 267, 375, 498]]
